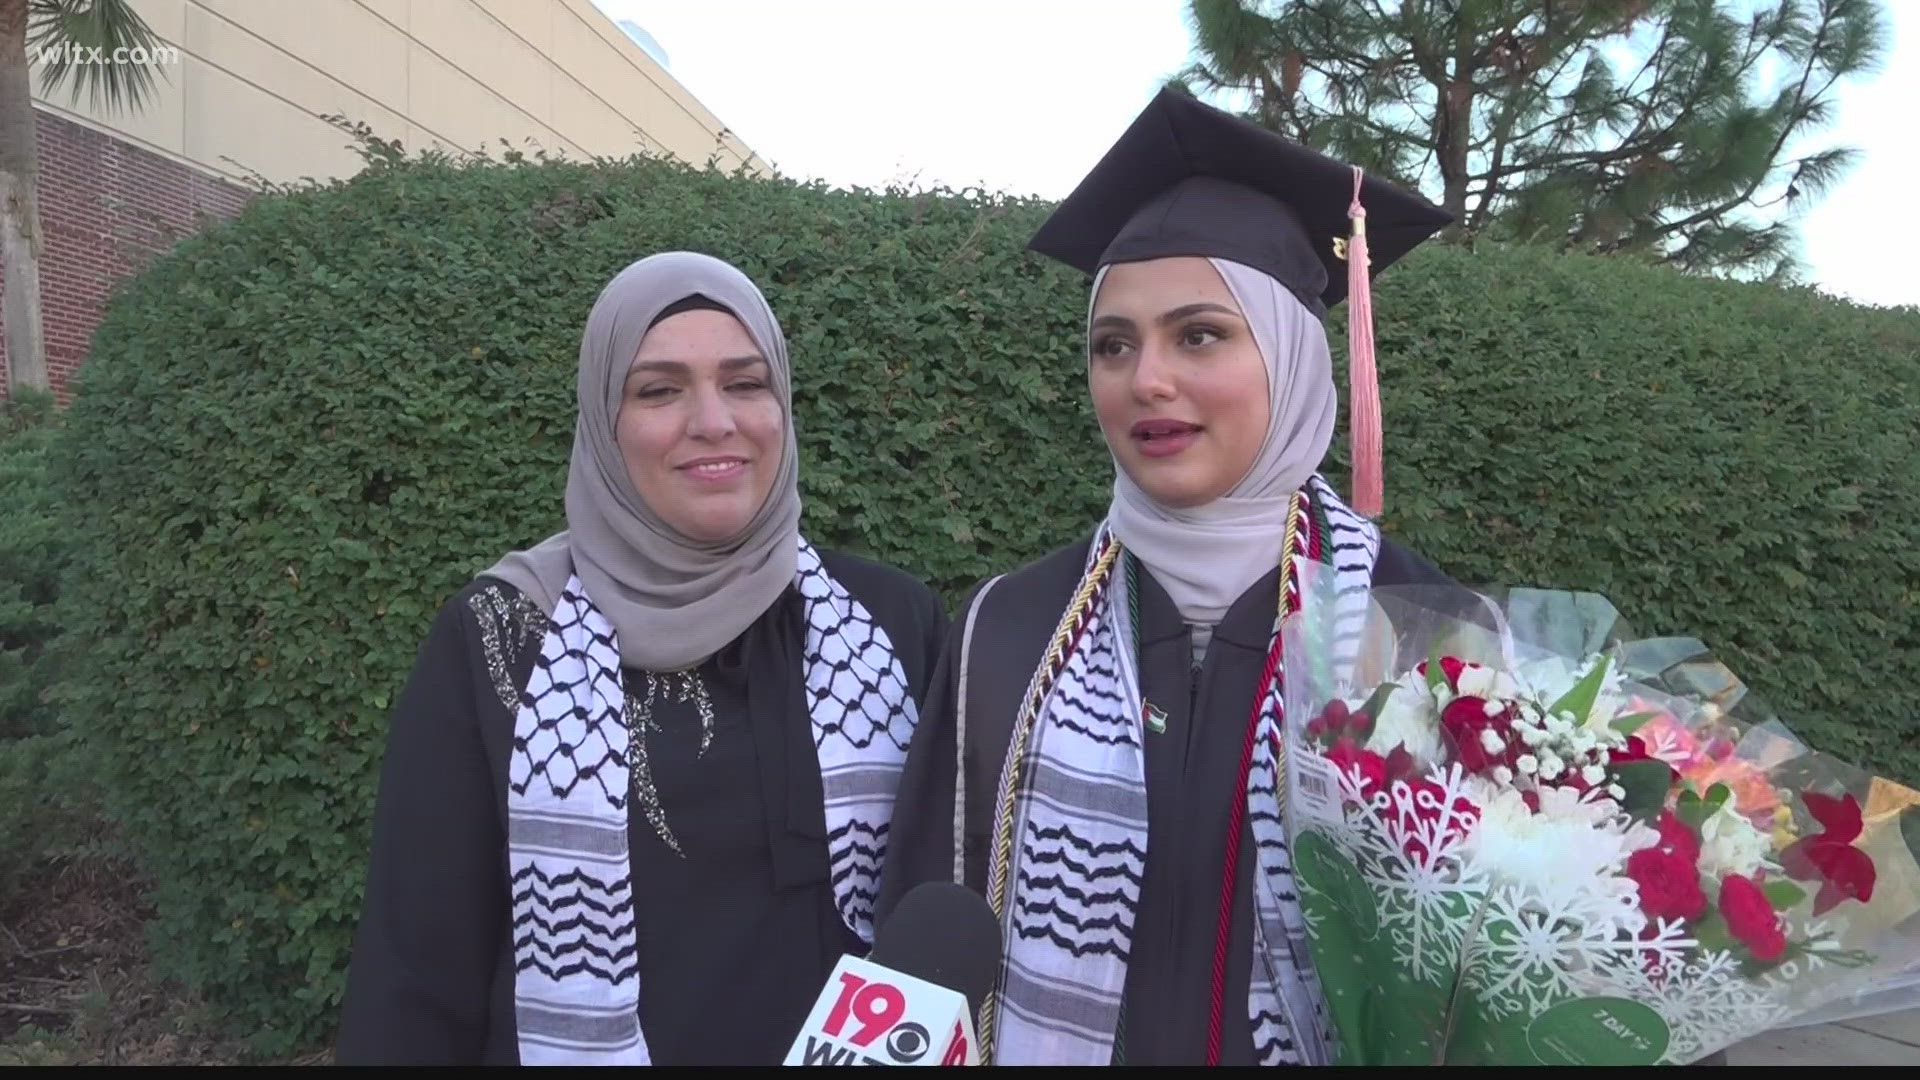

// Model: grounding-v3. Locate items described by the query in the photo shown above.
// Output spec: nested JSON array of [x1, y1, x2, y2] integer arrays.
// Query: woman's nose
[[685, 386, 738, 439], [1130, 344, 1177, 402]]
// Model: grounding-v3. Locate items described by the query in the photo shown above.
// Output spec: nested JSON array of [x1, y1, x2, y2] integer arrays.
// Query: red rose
[[1653, 809, 1701, 864], [1719, 873, 1788, 962], [1626, 847, 1707, 921], [1324, 737, 1386, 804], [1440, 696, 1514, 773], [1307, 699, 1372, 745]]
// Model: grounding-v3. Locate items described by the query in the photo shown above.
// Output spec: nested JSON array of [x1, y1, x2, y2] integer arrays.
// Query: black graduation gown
[[335, 548, 948, 1066], [879, 533, 1734, 1068], [875, 530, 1467, 1065]]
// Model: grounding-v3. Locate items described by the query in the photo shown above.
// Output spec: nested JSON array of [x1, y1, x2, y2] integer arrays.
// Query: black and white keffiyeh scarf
[[980, 475, 1379, 1066], [502, 538, 916, 1064]]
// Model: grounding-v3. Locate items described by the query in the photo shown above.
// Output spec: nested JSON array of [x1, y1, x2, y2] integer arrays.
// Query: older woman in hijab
[[876, 91, 1473, 1066], [336, 251, 947, 1066]]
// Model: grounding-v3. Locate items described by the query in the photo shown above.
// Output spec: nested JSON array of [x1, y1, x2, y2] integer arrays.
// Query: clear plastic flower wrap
[[1276, 568, 1920, 1065]]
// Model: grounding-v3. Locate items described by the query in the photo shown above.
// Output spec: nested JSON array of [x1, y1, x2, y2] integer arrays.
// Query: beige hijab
[[1097, 257, 1337, 627], [484, 251, 801, 671]]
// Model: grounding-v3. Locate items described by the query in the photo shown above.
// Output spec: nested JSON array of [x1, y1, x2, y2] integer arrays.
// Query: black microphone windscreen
[[869, 882, 1002, 1014]]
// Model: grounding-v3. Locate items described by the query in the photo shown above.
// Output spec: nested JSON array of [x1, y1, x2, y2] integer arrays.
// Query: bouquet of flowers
[[1277, 577, 1920, 1066]]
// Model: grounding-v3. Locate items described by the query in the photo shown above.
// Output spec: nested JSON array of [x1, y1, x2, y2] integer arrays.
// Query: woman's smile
[[678, 455, 751, 483]]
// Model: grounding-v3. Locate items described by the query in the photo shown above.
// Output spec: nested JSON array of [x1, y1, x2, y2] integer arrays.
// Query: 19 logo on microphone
[[813, 971, 930, 1064], [786, 953, 980, 1066]]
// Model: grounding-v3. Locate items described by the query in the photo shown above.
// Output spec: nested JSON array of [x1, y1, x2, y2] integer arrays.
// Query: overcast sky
[[590, 0, 1918, 311]]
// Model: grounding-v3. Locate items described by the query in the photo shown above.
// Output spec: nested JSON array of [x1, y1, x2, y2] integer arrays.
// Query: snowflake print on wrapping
[[1588, 947, 1793, 1064], [1308, 760, 1491, 985]]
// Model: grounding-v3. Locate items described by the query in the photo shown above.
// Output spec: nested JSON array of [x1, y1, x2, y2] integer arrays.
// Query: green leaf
[[1549, 655, 1612, 727], [1614, 760, 1676, 819], [1425, 637, 1449, 694], [1611, 711, 1658, 736], [1762, 881, 1808, 909], [1675, 787, 1712, 832], [1692, 915, 1736, 954]]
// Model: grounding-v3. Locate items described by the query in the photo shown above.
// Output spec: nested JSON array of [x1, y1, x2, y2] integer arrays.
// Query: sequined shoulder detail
[[467, 584, 551, 713]]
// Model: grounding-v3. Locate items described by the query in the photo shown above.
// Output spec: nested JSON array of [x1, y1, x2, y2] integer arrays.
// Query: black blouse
[[334, 548, 947, 1065]]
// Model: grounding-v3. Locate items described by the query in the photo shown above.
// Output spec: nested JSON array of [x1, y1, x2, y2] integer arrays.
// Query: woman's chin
[[679, 515, 755, 544], [1117, 456, 1232, 509]]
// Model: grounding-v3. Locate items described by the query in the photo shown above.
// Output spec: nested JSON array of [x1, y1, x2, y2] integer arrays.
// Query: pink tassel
[[1345, 166, 1383, 519]]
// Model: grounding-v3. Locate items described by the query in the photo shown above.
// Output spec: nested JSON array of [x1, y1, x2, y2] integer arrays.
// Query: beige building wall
[[28, 0, 764, 188]]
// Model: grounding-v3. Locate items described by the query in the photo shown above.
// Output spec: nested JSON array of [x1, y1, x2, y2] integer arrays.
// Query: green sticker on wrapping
[[1525, 998, 1670, 1065], [1293, 830, 1377, 940]]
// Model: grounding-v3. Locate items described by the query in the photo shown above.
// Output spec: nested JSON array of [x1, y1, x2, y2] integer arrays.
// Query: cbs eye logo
[[884, 1019, 932, 1062], [821, 972, 933, 1063]]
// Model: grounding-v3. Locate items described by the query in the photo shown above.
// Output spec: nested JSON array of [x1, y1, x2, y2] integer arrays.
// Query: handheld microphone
[[784, 882, 1002, 1066]]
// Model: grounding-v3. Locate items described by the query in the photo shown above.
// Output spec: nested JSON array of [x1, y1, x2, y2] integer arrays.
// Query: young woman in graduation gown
[[335, 252, 947, 1066], [875, 89, 1475, 1067]]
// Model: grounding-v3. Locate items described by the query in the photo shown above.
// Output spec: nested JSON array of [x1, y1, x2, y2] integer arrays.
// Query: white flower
[[1362, 675, 1443, 769], [1697, 805, 1774, 879], [1461, 786, 1660, 916], [1539, 753, 1566, 780], [1457, 665, 1518, 702], [1493, 766, 1514, 786], [1607, 783, 1626, 801], [1464, 773, 1506, 807], [1581, 764, 1607, 787], [1517, 754, 1540, 775], [1480, 728, 1507, 756], [1512, 657, 1580, 703]]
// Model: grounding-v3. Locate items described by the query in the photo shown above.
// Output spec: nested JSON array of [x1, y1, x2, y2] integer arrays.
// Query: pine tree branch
[[1629, 11, 1838, 253], [1463, 0, 1566, 231], [1402, 0, 1449, 87], [1495, 15, 1685, 158], [1298, 58, 1436, 147], [1182, 0, 1876, 276]]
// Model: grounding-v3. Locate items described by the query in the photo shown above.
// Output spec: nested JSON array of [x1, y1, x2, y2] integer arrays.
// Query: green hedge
[[1, 388, 69, 902], [1, 388, 61, 741], [45, 146, 1920, 1054]]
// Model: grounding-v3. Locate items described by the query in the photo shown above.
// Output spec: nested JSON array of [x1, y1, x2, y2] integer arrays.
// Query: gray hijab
[[1097, 257, 1337, 627], [484, 251, 802, 671]]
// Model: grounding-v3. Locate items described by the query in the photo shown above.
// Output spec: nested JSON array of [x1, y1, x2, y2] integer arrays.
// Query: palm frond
[[26, 0, 169, 118]]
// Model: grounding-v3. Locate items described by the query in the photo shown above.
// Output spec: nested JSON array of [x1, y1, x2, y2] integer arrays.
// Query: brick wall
[[1, 107, 255, 404]]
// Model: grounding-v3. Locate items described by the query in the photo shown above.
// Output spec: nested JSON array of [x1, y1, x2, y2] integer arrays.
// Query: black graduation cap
[[1028, 87, 1454, 519], [1026, 86, 1451, 320]]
